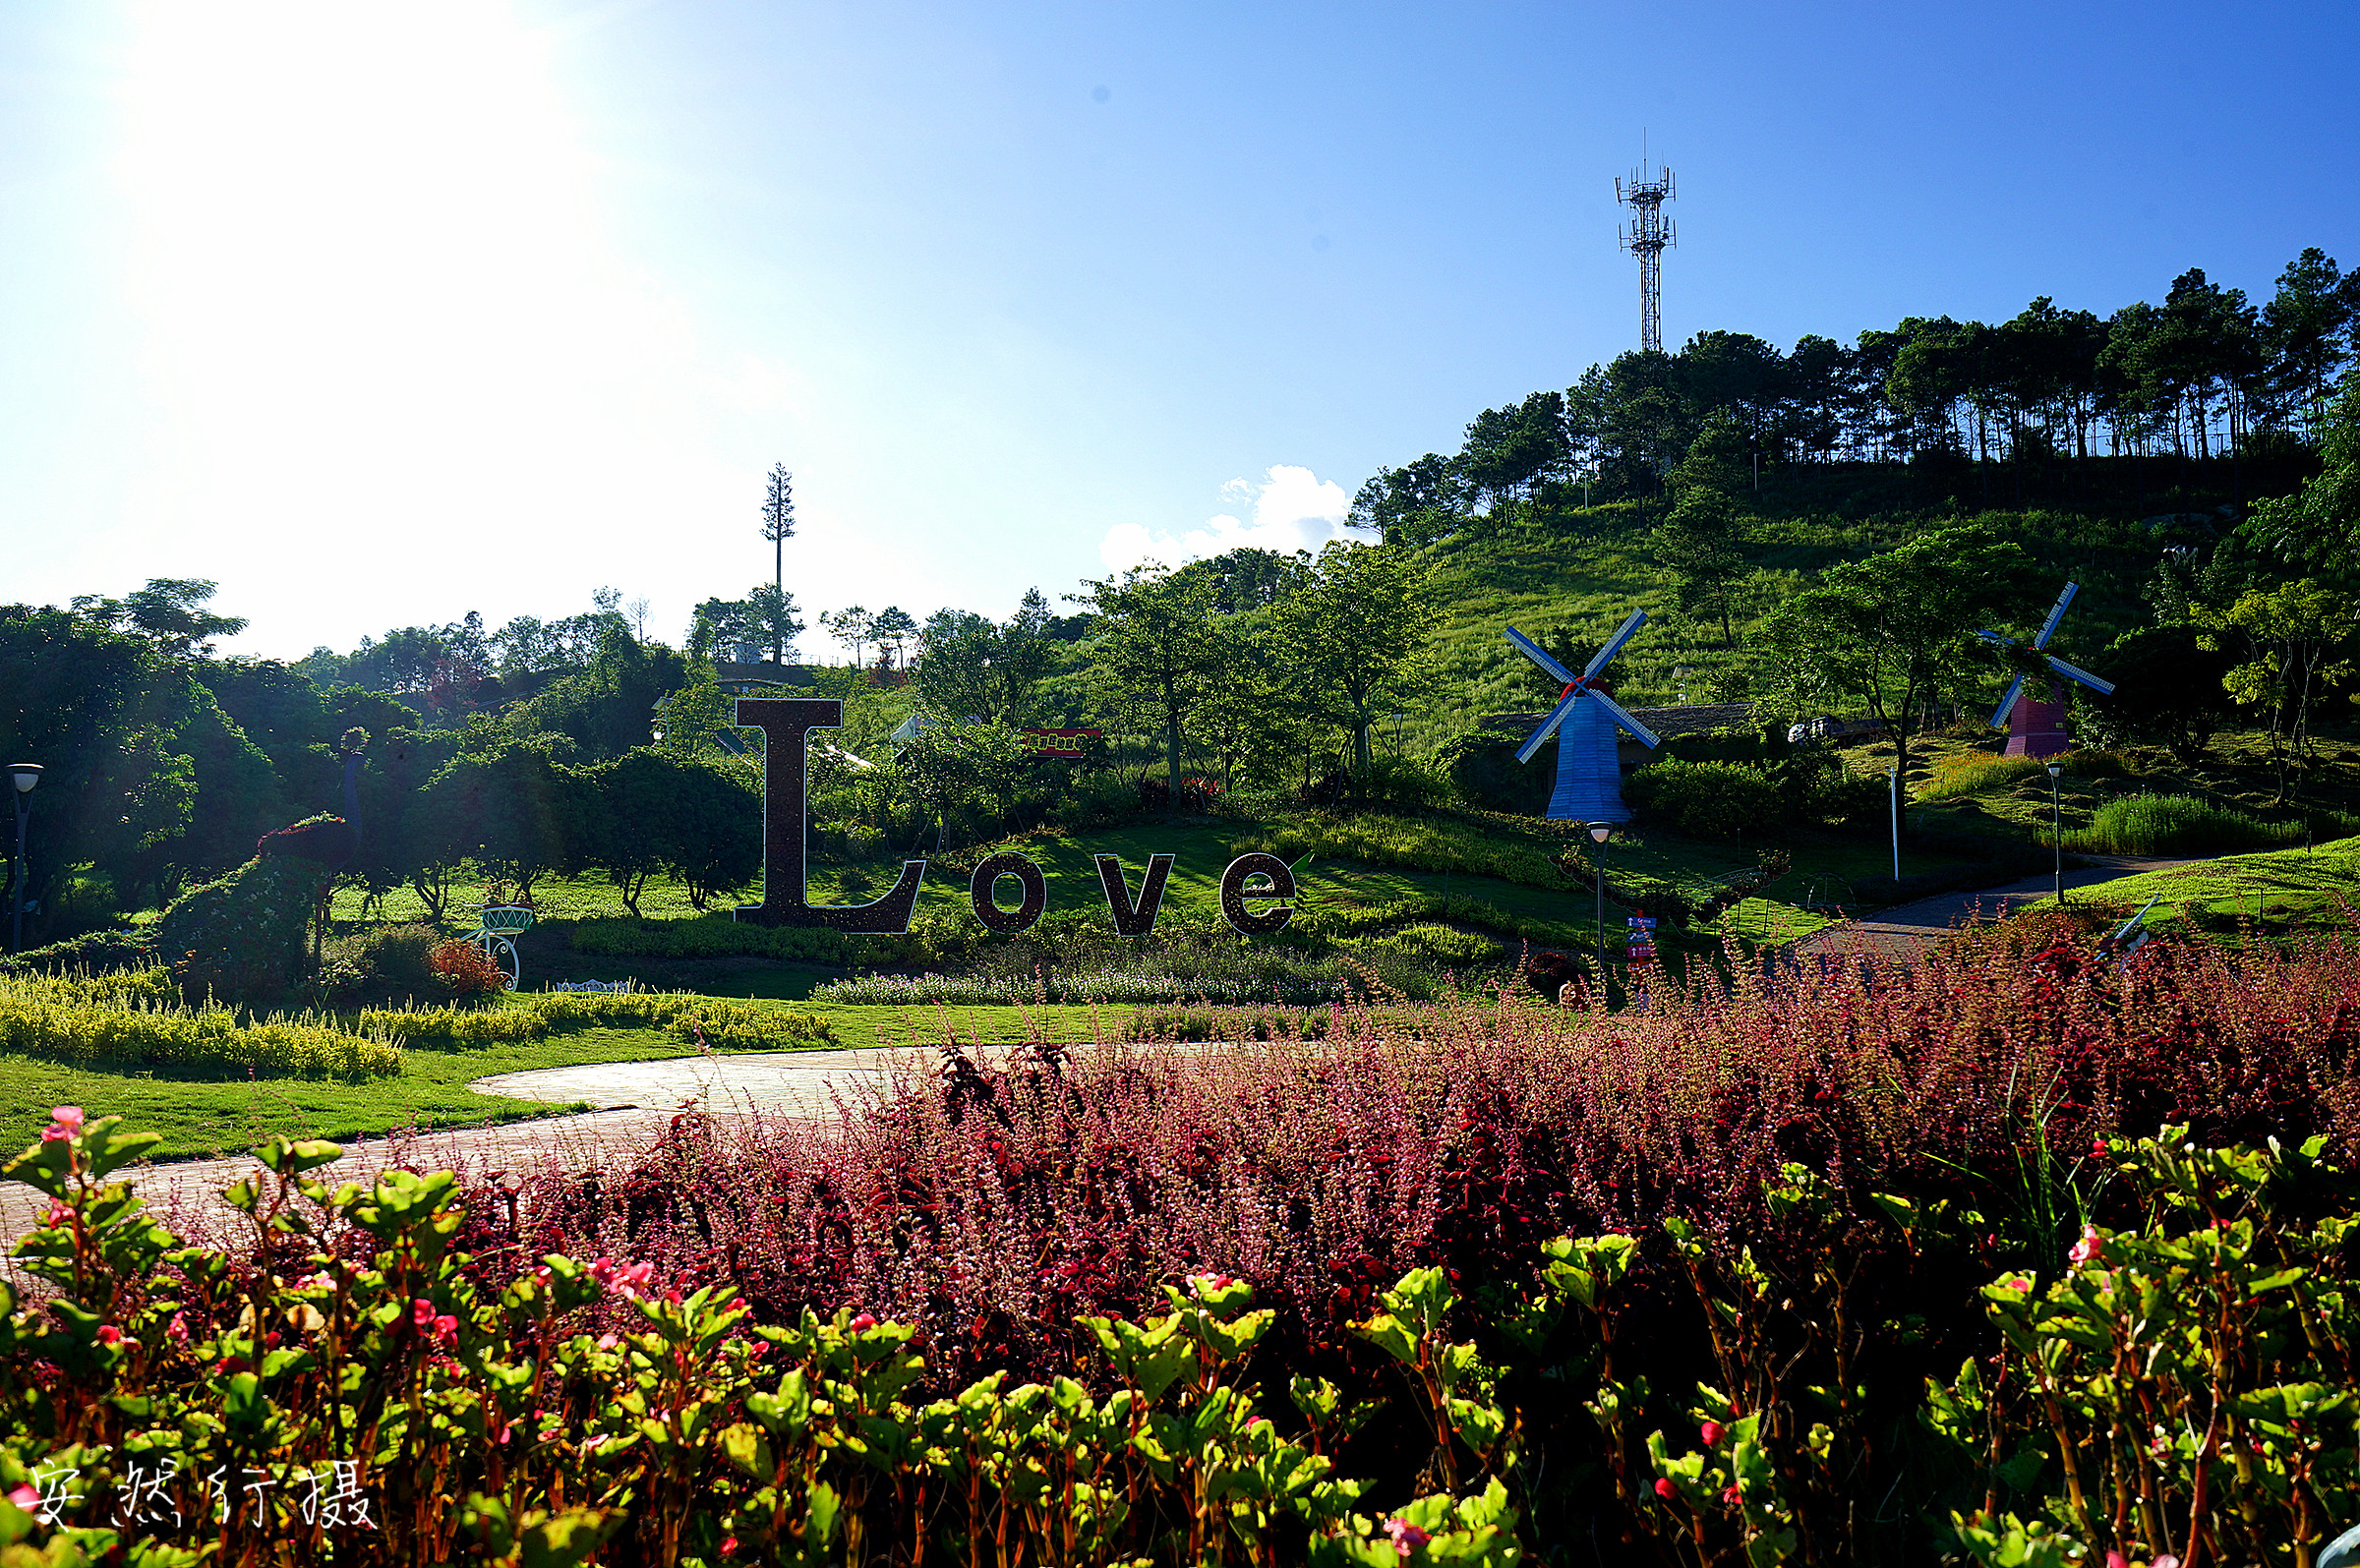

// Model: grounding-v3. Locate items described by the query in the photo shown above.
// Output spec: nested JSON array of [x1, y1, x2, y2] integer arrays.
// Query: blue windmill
[[1504, 610, 1660, 822], [1976, 582, 2114, 758]]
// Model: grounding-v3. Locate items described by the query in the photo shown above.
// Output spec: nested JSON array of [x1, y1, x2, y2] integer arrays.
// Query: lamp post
[[9, 763, 40, 954], [2044, 759, 2065, 906], [1587, 821, 1613, 973]]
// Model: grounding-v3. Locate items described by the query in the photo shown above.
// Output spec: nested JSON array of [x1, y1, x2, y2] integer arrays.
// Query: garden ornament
[[1976, 581, 2114, 758], [1503, 610, 1660, 822]]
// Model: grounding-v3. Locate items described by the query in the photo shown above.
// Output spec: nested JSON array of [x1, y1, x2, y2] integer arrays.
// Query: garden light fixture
[[2045, 760, 2065, 906], [9, 763, 39, 954], [1587, 822, 1613, 974]]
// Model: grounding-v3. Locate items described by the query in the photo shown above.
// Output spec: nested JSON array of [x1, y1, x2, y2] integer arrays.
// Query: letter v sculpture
[[1503, 610, 1660, 822]]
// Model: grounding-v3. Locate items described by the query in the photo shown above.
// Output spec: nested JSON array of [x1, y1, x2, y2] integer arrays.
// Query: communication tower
[[1616, 157, 1676, 353]]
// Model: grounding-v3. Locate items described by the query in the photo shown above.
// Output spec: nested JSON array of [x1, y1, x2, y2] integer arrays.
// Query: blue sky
[[2, 0, 2353, 661]]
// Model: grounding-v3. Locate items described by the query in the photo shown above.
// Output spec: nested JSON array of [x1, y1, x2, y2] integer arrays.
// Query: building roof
[[711, 660, 812, 691], [1474, 702, 1760, 740]]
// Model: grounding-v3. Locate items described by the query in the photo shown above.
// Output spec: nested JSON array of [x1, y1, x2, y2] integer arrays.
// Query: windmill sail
[[1502, 611, 1659, 821]]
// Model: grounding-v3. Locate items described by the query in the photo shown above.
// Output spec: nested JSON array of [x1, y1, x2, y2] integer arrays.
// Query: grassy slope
[[1882, 728, 2360, 843], [1410, 502, 2160, 756], [2018, 836, 2360, 940]]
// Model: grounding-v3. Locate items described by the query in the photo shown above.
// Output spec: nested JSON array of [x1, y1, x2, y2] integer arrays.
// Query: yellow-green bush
[[0, 972, 398, 1078], [361, 991, 834, 1052], [569, 914, 850, 964]]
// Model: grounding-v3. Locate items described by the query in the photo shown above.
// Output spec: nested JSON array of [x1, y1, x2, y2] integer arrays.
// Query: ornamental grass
[[0, 970, 399, 1078]]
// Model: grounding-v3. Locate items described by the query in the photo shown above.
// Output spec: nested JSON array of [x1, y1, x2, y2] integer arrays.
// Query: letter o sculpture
[[969, 851, 1048, 933]]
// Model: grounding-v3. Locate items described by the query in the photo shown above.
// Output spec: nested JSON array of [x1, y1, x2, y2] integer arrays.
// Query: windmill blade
[[1503, 625, 1579, 685], [2032, 582, 2080, 650], [1989, 672, 2027, 730], [2043, 655, 2115, 696], [1582, 609, 1648, 679], [1583, 686, 1662, 747], [1514, 687, 1589, 763], [2110, 895, 2162, 945]]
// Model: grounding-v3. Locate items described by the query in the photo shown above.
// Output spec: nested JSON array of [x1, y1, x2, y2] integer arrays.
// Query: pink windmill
[[1976, 582, 2114, 758]]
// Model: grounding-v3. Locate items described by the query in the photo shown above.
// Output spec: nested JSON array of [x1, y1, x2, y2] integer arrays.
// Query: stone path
[[1, 1049, 925, 1250], [1796, 853, 2196, 964]]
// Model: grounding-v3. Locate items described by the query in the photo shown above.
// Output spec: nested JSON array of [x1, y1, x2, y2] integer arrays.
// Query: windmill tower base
[[2002, 683, 2072, 759], [1547, 699, 1633, 822]]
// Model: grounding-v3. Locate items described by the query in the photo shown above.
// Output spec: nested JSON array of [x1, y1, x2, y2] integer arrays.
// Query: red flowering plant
[[428, 938, 509, 998]]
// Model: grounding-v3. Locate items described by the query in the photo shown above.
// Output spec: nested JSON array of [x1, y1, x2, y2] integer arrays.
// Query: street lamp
[[2044, 759, 2065, 906], [1587, 821, 1614, 973], [9, 763, 41, 954]]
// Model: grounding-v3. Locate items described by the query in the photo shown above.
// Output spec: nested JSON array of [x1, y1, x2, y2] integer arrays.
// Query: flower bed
[[12, 927, 2360, 1562]]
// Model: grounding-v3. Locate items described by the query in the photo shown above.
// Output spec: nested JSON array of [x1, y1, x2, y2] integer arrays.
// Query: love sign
[[731, 697, 1296, 938]]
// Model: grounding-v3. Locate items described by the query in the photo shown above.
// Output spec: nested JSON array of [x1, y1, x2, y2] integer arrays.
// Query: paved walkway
[[1, 1049, 924, 1250], [1797, 854, 2195, 963]]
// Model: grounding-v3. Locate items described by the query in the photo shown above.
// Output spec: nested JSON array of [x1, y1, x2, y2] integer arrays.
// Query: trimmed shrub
[[0, 927, 153, 976], [2074, 792, 2283, 855], [0, 971, 398, 1077], [570, 914, 851, 965], [360, 991, 834, 1052], [1622, 758, 1781, 841], [355, 921, 442, 991], [152, 855, 324, 1004]]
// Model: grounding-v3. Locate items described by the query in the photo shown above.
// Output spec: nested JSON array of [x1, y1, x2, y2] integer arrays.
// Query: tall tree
[[2263, 249, 2354, 436], [1082, 565, 1226, 792], [1271, 541, 1439, 774], [821, 606, 873, 668], [2245, 372, 2360, 571], [2194, 578, 2357, 801], [746, 583, 804, 665], [760, 463, 796, 663], [868, 607, 917, 671], [1756, 525, 2027, 805]]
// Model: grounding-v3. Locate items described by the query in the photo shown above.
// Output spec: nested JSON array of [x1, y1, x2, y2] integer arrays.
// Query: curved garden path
[[1794, 853, 2197, 964], [1, 1049, 923, 1251]]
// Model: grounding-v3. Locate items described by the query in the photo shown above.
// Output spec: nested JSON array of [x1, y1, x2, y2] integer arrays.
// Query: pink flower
[[2069, 1226, 2105, 1267], [165, 1312, 190, 1345], [1383, 1518, 1431, 1556], [412, 1299, 438, 1330], [1722, 1483, 1742, 1507], [41, 1106, 85, 1141], [96, 1325, 122, 1345], [721, 1538, 738, 1556], [433, 1315, 458, 1345], [8, 1483, 39, 1512], [1654, 1478, 1677, 1500], [1700, 1421, 1725, 1447], [849, 1312, 877, 1332], [41, 1201, 71, 1227], [2106, 1553, 2130, 1568]]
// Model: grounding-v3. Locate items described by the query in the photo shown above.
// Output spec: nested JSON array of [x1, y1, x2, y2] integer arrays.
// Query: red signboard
[[1020, 727, 1102, 758]]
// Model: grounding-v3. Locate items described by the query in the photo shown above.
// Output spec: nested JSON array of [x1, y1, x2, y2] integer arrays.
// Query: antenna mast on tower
[[1616, 152, 1676, 353]]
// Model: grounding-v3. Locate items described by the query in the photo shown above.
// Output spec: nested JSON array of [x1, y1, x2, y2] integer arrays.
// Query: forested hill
[[1351, 244, 2357, 741], [1350, 246, 2353, 549]]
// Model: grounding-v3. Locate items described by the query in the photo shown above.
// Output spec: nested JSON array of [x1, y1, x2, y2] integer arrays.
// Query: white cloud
[[1098, 464, 1355, 572]]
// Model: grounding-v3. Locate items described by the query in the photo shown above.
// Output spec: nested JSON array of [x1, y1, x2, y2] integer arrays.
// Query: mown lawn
[[329, 808, 1924, 963], [0, 1002, 1136, 1163], [2018, 836, 2360, 942]]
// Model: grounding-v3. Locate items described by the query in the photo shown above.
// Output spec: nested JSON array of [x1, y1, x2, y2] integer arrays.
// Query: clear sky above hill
[[3, 0, 2353, 661]]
